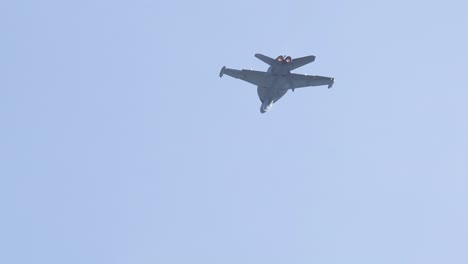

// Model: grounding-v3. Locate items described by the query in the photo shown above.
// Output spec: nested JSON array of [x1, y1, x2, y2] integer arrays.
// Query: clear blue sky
[[1, 0, 467, 263]]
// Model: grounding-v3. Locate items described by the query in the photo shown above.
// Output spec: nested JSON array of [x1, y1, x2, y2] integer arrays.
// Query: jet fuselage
[[258, 61, 293, 113]]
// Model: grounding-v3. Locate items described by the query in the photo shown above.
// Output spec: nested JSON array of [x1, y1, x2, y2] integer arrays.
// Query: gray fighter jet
[[220, 54, 334, 113]]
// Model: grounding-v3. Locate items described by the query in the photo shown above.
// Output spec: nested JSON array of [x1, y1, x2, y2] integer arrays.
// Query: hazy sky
[[1, 0, 467, 263]]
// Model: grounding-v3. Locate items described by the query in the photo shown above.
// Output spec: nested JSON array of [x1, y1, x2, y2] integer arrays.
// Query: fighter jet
[[219, 54, 335, 113]]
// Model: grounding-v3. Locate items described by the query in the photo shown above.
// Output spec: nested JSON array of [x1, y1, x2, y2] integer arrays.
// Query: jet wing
[[219, 67, 268, 87], [288, 73, 334, 90]]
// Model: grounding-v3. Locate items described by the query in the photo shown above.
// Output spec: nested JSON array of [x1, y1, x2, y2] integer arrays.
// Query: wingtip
[[219, 66, 226, 78], [328, 78, 335, 89]]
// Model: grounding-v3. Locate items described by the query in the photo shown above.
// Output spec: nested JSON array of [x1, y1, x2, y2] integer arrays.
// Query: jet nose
[[260, 101, 273, 113]]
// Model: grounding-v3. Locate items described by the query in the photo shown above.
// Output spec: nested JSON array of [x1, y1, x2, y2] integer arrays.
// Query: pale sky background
[[1, 0, 468, 263]]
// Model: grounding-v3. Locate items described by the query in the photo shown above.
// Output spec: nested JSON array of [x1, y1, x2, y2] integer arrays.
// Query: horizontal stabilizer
[[290, 55, 316, 71], [254, 53, 275, 66]]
